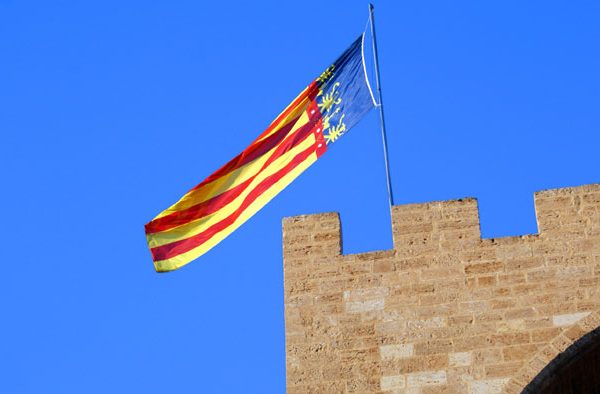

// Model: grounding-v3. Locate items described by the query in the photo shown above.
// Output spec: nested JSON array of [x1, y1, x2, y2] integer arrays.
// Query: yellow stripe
[[154, 151, 318, 272], [147, 132, 317, 248], [253, 86, 310, 144], [153, 110, 310, 220]]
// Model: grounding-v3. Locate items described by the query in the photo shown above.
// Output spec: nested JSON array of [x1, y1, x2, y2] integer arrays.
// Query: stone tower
[[283, 183, 600, 393]]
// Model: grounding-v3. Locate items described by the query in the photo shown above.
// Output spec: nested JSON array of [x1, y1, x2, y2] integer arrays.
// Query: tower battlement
[[283, 184, 600, 393]]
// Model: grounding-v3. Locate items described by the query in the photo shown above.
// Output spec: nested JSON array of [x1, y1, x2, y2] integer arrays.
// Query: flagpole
[[368, 4, 395, 216]]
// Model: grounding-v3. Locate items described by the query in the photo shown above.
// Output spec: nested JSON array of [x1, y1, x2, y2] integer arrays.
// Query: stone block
[[552, 311, 591, 327], [406, 370, 447, 387], [380, 344, 414, 360]]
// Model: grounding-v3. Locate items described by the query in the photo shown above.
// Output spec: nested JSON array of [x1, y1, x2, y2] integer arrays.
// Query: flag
[[145, 34, 377, 272]]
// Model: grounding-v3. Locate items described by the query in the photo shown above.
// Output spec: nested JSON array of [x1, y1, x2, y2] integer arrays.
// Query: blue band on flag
[[316, 35, 375, 145]]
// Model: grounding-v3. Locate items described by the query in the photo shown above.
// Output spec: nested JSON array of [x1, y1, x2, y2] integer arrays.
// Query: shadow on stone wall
[[523, 325, 600, 394]]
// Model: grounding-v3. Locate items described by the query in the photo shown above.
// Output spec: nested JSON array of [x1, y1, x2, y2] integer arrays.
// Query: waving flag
[[145, 34, 377, 272]]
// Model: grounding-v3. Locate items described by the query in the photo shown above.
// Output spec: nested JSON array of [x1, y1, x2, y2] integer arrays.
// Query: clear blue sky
[[1, 1, 599, 393]]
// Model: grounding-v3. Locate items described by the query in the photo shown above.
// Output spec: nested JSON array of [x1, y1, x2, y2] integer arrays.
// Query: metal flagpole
[[368, 4, 395, 215]]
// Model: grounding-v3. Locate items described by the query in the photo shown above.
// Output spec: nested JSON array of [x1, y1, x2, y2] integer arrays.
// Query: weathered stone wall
[[282, 184, 600, 393]]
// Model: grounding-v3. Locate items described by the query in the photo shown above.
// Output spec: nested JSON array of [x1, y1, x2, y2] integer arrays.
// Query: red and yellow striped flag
[[145, 35, 376, 272]]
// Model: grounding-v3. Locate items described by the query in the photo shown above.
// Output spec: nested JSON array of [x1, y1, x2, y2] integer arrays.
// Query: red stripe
[[193, 114, 301, 188], [145, 111, 320, 234], [150, 143, 317, 261], [254, 81, 319, 142], [195, 81, 319, 188], [145, 177, 253, 234]]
